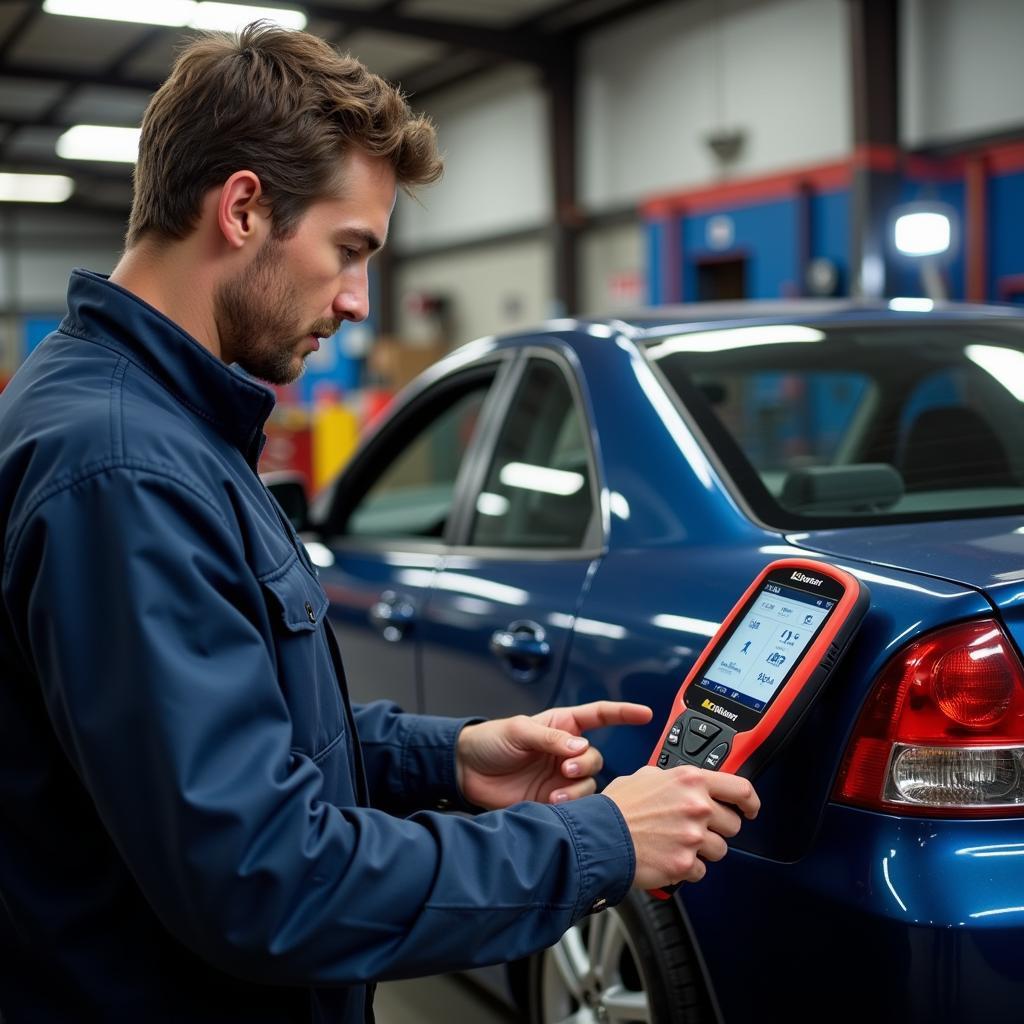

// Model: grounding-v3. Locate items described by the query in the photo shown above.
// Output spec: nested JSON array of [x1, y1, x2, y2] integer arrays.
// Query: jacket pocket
[[260, 558, 344, 759]]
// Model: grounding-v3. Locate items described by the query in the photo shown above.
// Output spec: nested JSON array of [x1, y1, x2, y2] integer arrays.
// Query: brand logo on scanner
[[701, 698, 738, 722], [791, 571, 824, 587]]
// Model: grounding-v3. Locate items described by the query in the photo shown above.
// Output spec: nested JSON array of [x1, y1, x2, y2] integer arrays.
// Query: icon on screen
[[766, 651, 787, 666], [803, 614, 814, 625], [741, 640, 752, 655]]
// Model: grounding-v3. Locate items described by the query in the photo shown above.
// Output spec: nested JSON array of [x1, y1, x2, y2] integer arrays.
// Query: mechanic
[[0, 23, 759, 1023]]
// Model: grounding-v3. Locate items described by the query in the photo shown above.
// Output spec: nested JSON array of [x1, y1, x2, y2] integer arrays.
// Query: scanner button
[[702, 742, 729, 770], [658, 751, 670, 767], [683, 730, 710, 756], [691, 718, 721, 741], [667, 727, 682, 746]]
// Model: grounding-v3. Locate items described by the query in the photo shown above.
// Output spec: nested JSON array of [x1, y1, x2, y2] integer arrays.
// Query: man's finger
[[517, 718, 589, 756], [559, 700, 653, 732], [707, 802, 743, 840], [562, 746, 604, 780], [704, 771, 761, 819], [549, 778, 598, 804]]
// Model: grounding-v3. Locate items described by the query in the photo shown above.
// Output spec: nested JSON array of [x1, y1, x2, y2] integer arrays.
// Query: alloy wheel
[[539, 905, 651, 1023]]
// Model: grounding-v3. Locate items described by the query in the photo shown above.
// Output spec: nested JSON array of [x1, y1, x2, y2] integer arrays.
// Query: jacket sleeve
[[353, 700, 483, 816], [4, 465, 634, 985]]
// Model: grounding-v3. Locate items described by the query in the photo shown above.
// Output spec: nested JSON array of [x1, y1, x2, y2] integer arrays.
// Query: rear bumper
[[681, 804, 1024, 1022]]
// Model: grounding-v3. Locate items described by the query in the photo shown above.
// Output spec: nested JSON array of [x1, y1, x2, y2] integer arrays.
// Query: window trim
[[446, 345, 606, 559], [316, 351, 514, 549]]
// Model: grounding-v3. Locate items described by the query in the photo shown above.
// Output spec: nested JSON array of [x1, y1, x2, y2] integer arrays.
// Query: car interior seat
[[897, 405, 1015, 492]]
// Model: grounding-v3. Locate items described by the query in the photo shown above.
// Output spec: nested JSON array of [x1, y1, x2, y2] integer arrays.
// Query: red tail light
[[834, 620, 1024, 817]]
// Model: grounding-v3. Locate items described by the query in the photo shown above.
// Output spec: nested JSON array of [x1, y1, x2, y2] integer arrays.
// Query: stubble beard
[[215, 237, 329, 386]]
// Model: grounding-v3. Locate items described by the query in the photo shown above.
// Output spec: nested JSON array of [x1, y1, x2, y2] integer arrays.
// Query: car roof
[[588, 299, 1024, 335]]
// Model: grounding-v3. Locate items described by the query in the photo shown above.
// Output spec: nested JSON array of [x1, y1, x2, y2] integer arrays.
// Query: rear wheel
[[527, 890, 712, 1024]]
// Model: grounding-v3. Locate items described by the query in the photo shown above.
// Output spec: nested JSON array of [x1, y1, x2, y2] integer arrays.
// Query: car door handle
[[490, 621, 551, 667], [369, 591, 415, 642]]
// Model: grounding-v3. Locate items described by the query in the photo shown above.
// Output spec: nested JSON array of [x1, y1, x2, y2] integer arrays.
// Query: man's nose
[[333, 275, 369, 323]]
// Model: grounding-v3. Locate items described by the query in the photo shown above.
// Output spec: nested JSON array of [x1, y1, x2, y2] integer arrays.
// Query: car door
[[418, 348, 605, 720], [315, 354, 512, 710]]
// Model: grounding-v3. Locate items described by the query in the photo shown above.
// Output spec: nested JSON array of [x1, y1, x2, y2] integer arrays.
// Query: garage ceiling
[[0, 0, 667, 215]]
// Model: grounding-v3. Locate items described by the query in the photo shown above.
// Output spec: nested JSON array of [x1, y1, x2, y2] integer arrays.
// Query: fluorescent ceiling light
[[43, 0, 306, 31], [889, 297, 934, 312], [647, 324, 825, 359], [965, 344, 1024, 402], [499, 462, 585, 497], [44, 0, 194, 25], [894, 211, 951, 257], [0, 172, 74, 203], [57, 125, 141, 163], [191, 2, 307, 30]]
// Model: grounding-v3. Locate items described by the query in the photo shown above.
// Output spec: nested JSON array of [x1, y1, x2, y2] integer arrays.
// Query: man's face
[[216, 148, 396, 385]]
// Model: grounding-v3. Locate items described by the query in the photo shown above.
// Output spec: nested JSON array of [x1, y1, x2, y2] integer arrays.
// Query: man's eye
[[340, 247, 359, 264]]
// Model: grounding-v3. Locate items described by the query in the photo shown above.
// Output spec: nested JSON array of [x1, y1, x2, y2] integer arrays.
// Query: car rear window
[[642, 319, 1024, 527]]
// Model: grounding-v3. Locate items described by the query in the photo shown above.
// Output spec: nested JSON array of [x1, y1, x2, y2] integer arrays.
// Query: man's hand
[[603, 765, 760, 890], [456, 701, 653, 810]]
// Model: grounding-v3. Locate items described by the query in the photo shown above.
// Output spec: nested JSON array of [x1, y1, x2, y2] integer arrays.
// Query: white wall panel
[[395, 237, 551, 345], [579, 220, 645, 316], [1, 210, 123, 313], [902, 0, 1024, 147], [394, 65, 551, 251], [580, 0, 851, 209], [16, 245, 122, 309]]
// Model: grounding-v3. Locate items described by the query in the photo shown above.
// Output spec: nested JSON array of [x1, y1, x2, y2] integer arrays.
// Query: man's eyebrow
[[335, 228, 383, 253]]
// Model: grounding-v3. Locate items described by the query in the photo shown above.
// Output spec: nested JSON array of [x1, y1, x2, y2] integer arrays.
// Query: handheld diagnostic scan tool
[[648, 558, 869, 899]]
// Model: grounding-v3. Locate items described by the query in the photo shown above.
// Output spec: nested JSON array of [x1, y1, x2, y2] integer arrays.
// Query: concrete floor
[[375, 973, 524, 1023]]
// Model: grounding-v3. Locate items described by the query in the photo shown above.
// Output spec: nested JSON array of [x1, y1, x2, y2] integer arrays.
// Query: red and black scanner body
[[648, 557, 869, 899]]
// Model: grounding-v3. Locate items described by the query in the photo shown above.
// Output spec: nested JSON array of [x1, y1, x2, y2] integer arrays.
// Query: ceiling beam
[[0, 154, 131, 184], [552, 0, 679, 37], [304, 3, 557, 62], [0, 22, 166, 168], [0, 62, 161, 93], [0, 196, 128, 219], [0, 0, 43, 64]]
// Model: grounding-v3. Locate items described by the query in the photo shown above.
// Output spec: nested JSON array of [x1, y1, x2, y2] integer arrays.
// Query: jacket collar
[[61, 268, 276, 465]]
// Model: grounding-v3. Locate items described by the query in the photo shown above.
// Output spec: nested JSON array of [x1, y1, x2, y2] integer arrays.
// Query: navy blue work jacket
[[0, 270, 634, 1022]]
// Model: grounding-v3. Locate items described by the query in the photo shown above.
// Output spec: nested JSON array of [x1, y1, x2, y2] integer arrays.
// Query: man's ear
[[217, 170, 268, 250]]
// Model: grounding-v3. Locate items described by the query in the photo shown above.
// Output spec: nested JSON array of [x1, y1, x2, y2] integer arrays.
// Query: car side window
[[343, 374, 492, 540], [469, 357, 594, 549]]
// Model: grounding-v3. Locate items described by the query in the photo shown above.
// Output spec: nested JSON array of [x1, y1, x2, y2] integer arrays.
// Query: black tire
[[527, 890, 714, 1024]]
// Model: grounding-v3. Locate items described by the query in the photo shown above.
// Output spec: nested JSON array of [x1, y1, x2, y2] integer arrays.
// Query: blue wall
[[23, 316, 64, 358], [810, 190, 850, 294], [989, 170, 1024, 302], [644, 162, 1024, 305], [646, 219, 666, 305], [682, 198, 800, 300]]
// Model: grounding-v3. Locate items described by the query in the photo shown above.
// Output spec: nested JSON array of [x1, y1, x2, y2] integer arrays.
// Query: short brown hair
[[126, 22, 442, 247]]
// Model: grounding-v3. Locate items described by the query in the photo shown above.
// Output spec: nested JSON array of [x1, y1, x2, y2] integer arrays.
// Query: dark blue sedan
[[286, 302, 1024, 1023]]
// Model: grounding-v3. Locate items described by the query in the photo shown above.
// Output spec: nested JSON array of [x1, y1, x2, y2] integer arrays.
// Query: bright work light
[[894, 210, 952, 257]]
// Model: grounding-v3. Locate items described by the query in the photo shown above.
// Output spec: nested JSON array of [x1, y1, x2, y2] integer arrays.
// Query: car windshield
[[643, 319, 1024, 527]]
